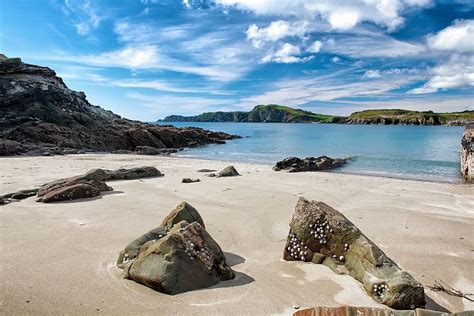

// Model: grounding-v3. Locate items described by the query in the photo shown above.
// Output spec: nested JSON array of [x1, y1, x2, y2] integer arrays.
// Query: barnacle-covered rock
[[283, 198, 425, 310], [117, 202, 234, 294]]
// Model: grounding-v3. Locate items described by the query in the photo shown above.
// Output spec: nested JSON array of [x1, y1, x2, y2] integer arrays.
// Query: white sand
[[1, 154, 473, 315]]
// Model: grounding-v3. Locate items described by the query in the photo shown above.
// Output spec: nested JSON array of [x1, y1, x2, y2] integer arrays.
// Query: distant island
[[159, 104, 474, 125]]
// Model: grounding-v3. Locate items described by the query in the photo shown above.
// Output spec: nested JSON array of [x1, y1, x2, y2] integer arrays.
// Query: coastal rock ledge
[[273, 156, 348, 172], [117, 202, 235, 294], [284, 198, 425, 309], [461, 124, 473, 182], [0, 55, 240, 156]]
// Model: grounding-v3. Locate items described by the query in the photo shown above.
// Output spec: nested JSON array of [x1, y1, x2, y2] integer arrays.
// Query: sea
[[161, 122, 466, 183]]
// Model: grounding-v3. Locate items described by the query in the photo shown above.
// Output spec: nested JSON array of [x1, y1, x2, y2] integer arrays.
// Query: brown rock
[[37, 183, 101, 203], [294, 306, 470, 316]]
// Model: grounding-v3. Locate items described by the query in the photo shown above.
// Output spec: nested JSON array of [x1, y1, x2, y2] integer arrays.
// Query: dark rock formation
[[36, 167, 162, 203], [273, 156, 347, 172], [38, 182, 103, 203], [294, 306, 469, 316], [182, 178, 201, 183], [197, 169, 217, 173], [284, 198, 425, 309], [134, 146, 178, 155], [117, 202, 234, 294], [0, 56, 240, 156], [208, 166, 240, 177], [461, 125, 473, 182], [1, 188, 40, 205]]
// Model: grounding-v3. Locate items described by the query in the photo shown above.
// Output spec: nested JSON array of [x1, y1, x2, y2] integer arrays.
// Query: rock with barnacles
[[293, 306, 469, 316], [117, 202, 233, 294], [117, 202, 205, 268], [37, 182, 103, 203], [283, 198, 425, 310]]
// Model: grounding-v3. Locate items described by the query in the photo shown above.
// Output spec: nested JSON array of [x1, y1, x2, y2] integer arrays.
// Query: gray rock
[[197, 169, 217, 173], [283, 198, 425, 309], [273, 156, 348, 172], [104, 166, 162, 180], [182, 178, 200, 183], [209, 166, 240, 177]]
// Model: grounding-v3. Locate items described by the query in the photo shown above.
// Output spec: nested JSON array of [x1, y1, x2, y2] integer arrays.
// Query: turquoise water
[[164, 122, 465, 183]]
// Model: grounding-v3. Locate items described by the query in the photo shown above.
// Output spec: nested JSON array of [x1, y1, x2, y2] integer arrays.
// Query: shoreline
[[1, 154, 473, 314]]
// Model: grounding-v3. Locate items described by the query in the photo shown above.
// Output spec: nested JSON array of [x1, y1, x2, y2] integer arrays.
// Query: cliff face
[[0, 56, 239, 156], [461, 125, 473, 182], [346, 109, 474, 126]]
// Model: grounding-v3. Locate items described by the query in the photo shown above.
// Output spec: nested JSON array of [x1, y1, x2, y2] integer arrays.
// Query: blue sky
[[1, 0, 473, 120]]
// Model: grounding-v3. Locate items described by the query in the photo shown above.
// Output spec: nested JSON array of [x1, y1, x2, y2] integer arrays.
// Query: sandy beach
[[1, 154, 473, 315]]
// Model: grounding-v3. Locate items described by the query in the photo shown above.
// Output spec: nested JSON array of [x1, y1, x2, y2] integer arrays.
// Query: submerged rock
[[273, 156, 347, 172], [294, 306, 470, 316], [182, 178, 201, 183], [283, 198, 425, 309], [461, 124, 473, 182], [117, 202, 234, 294], [208, 166, 240, 177]]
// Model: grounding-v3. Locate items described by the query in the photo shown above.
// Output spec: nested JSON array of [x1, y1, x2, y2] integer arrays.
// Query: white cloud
[[63, 0, 101, 36], [216, 0, 432, 31], [427, 19, 474, 53], [328, 10, 360, 30], [363, 70, 382, 78], [262, 43, 312, 63], [307, 40, 322, 53], [246, 20, 313, 48], [409, 54, 474, 94], [324, 35, 424, 58]]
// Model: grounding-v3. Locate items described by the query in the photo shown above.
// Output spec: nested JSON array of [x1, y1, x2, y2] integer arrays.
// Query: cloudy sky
[[1, 0, 473, 120]]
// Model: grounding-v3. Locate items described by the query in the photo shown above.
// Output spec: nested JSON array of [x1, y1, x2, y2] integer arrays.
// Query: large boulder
[[461, 125, 473, 182], [37, 182, 102, 203], [273, 156, 347, 172], [284, 198, 425, 310], [104, 166, 162, 180], [117, 202, 234, 294]]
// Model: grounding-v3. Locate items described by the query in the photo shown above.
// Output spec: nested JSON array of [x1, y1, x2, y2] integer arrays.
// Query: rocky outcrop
[[294, 306, 470, 316], [117, 202, 234, 294], [182, 178, 201, 183], [284, 198, 425, 309], [273, 156, 347, 172], [0, 56, 240, 156], [134, 146, 178, 155], [461, 125, 473, 182], [36, 167, 162, 203], [0, 188, 39, 205], [208, 166, 240, 177]]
